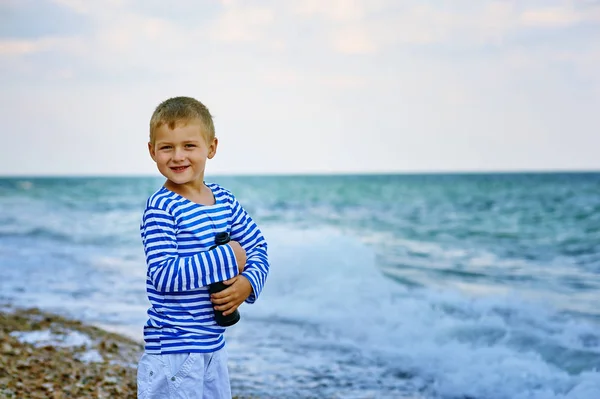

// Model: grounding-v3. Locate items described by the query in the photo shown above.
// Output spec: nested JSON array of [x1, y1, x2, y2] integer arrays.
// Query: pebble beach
[[0, 306, 252, 399], [1, 305, 141, 398]]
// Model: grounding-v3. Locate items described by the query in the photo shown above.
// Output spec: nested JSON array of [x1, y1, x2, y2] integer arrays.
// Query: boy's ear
[[207, 137, 218, 159], [148, 142, 156, 161]]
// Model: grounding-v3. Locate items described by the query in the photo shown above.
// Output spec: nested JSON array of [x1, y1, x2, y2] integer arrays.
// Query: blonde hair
[[149, 96, 215, 145]]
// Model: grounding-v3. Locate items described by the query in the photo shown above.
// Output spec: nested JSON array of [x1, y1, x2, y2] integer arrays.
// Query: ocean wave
[[0, 226, 135, 247], [244, 226, 600, 399], [0, 227, 71, 242]]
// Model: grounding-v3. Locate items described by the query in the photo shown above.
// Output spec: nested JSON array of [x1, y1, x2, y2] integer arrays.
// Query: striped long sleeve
[[139, 183, 270, 355], [141, 206, 239, 293], [229, 197, 270, 304]]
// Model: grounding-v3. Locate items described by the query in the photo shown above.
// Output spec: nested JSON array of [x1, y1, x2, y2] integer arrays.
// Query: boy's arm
[[142, 206, 239, 293], [229, 197, 270, 304]]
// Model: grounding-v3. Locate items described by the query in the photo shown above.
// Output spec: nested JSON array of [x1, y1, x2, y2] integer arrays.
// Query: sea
[[0, 173, 599, 399]]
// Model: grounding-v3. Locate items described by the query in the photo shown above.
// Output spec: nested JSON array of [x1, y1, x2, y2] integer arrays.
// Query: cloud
[[4, 1, 599, 63], [0, 36, 83, 56], [210, 3, 275, 43], [319, 74, 366, 89], [50, 0, 92, 14], [330, 25, 376, 54], [2, 0, 598, 93], [293, 0, 368, 22], [519, 5, 600, 28], [290, 1, 600, 53]]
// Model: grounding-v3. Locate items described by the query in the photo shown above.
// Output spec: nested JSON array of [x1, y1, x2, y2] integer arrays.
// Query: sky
[[1, 0, 599, 176]]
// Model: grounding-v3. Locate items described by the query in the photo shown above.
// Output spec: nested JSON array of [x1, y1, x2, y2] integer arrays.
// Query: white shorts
[[137, 348, 232, 399]]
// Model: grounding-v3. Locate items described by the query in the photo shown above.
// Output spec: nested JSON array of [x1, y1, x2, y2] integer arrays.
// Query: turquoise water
[[0, 173, 599, 398]]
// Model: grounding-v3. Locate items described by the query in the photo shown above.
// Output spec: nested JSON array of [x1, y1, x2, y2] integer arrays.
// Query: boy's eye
[[185, 144, 196, 148], [160, 146, 172, 150]]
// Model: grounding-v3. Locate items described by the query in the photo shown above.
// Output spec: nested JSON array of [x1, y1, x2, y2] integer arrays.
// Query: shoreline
[[0, 305, 251, 399]]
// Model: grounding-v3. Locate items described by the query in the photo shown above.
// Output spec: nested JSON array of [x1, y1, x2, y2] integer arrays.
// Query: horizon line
[[1, 169, 599, 178]]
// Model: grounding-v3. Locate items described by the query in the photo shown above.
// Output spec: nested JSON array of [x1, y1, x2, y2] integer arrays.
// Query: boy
[[137, 96, 270, 398]]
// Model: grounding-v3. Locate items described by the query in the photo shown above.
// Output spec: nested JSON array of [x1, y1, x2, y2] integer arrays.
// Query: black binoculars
[[208, 232, 241, 327]]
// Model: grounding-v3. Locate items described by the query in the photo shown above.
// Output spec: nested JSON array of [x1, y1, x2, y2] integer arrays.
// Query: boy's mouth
[[170, 166, 190, 173]]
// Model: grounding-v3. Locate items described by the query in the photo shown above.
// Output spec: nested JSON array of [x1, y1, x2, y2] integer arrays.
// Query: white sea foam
[[239, 225, 600, 399], [10, 329, 108, 364], [10, 329, 92, 348]]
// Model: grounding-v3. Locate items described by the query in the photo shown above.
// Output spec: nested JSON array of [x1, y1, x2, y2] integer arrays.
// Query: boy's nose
[[173, 148, 186, 161]]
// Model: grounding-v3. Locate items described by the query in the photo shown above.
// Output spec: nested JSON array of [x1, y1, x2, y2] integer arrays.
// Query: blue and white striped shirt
[[140, 182, 269, 354]]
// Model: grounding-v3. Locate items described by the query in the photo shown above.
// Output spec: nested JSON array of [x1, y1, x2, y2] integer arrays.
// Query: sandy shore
[[0, 306, 250, 399]]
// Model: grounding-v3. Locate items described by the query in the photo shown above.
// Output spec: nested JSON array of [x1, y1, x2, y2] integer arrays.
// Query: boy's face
[[148, 119, 217, 187]]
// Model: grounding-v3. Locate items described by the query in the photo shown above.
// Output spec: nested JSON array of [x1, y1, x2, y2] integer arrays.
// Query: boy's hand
[[210, 275, 253, 316], [227, 241, 247, 274]]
